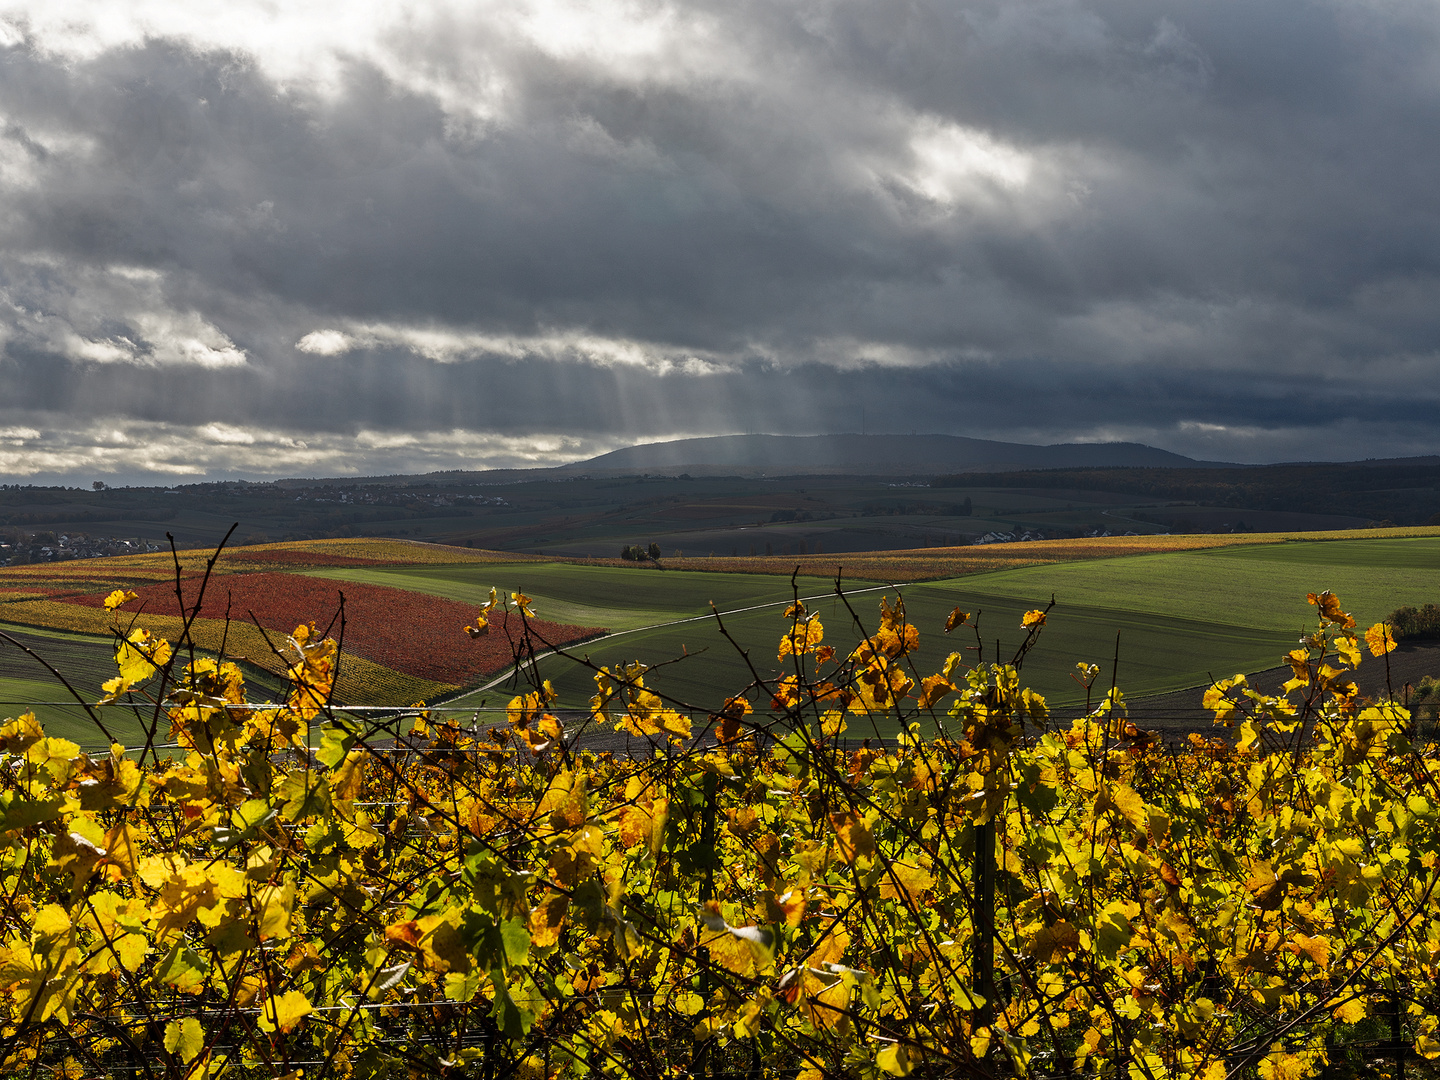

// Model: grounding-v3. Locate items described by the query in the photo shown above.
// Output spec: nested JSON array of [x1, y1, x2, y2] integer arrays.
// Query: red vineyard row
[[67, 572, 605, 684]]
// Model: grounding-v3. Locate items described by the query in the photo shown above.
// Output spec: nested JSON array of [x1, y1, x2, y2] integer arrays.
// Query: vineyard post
[[702, 770, 717, 902], [1392, 993, 1405, 1080], [974, 815, 997, 1027], [694, 770, 718, 1080]]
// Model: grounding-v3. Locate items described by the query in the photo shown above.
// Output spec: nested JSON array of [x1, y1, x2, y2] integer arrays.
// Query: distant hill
[[556, 433, 1220, 477]]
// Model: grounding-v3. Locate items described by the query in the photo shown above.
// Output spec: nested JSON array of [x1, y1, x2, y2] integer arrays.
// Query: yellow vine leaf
[[874, 596, 919, 657], [100, 822, 139, 878], [384, 908, 470, 974], [254, 882, 296, 942], [1365, 621, 1397, 656], [1283, 648, 1310, 691], [1096, 783, 1149, 833], [877, 1042, 915, 1076], [1335, 634, 1362, 668], [878, 861, 934, 904], [1332, 998, 1367, 1023], [1258, 1049, 1310, 1080], [830, 812, 876, 864], [1308, 590, 1355, 628], [530, 893, 569, 949], [285, 624, 336, 723], [713, 695, 751, 744], [778, 614, 824, 661], [944, 607, 970, 632], [916, 674, 954, 709], [115, 933, 148, 972], [0, 711, 43, 754], [258, 989, 313, 1034], [1289, 933, 1329, 968], [819, 709, 847, 737], [1029, 920, 1082, 963], [115, 629, 171, 685], [163, 1017, 204, 1063], [617, 790, 668, 856], [463, 587, 506, 636], [1416, 1018, 1440, 1060]]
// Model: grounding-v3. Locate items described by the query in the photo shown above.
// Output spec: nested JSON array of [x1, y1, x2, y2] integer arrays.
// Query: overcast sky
[[0, 0, 1438, 482]]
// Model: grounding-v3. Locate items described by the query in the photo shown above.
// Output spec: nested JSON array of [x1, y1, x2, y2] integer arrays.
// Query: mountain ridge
[[350, 433, 1230, 487], [569, 433, 1224, 475]]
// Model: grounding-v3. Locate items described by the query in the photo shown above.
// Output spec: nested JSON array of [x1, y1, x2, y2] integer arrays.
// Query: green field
[[876, 537, 1440, 711], [0, 624, 153, 748], [0, 622, 289, 750], [306, 563, 882, 712], [309, 535, 1440, 724], [952, 536, 1440, 632]]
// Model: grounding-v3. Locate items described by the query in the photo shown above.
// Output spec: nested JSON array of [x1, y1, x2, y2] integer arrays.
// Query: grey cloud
[[0, 0, 1439, 478]]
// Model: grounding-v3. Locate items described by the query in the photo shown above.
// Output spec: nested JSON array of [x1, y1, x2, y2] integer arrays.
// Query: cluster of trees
[[1389, 602, 1440, 640], [620, 542, 663, 561]]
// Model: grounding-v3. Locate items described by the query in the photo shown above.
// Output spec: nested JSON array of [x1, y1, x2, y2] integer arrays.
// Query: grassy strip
[[213, 537, 547, 566]]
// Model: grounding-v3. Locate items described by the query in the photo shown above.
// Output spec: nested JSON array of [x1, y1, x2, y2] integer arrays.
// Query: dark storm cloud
[[1, 0, 1439, 478]]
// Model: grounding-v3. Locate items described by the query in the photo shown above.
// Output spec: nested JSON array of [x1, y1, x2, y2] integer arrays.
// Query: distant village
[[0, 533, 164, 565]]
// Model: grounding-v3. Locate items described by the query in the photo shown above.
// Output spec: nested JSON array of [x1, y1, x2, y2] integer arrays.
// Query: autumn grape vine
[[0, 544, 1433, 1080]]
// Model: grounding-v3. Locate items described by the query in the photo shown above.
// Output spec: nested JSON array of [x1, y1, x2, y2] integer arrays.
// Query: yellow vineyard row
[[0, 538, 541, 594]]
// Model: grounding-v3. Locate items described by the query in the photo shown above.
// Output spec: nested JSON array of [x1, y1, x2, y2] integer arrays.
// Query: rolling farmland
[[310, 531, 1440, 721], [0, 623, 291, 747], [313, 564, 1296, 718], [0, 530, 1434, 742]]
